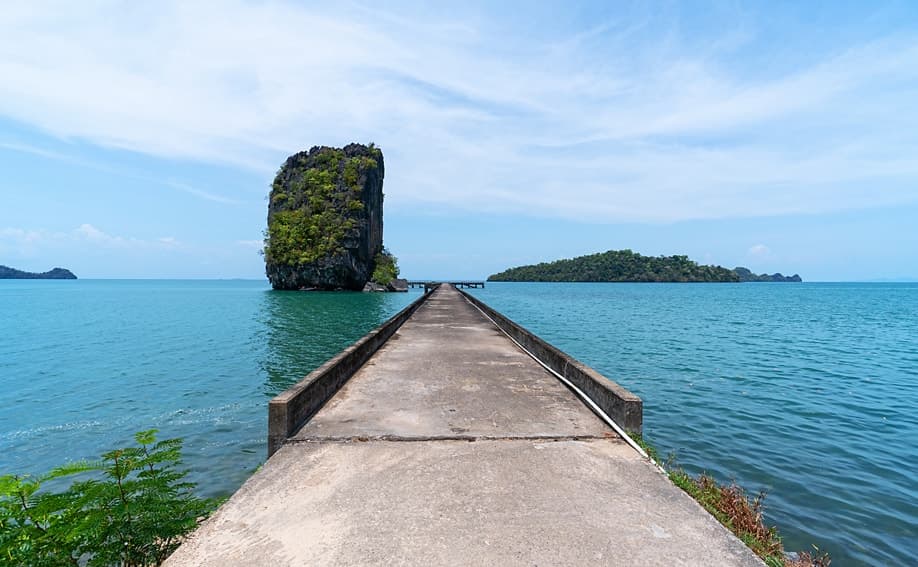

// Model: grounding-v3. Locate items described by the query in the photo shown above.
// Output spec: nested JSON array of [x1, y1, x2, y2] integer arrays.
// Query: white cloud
[[0, 140, 100, 169], [748, 244, 771, 257], [75, 223, 106, 241], [163, 181, 241, 205], [0, 141, 244, 206], [235, 239, 263, 250], [1, 3, 918, 222], [1, 227, 48, 244], [0, 224, 271, 277], [2, 224, 181, 251]]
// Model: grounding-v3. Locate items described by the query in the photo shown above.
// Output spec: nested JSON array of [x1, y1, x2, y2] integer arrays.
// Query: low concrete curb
[[267, 288, 436, 456], [459, 288, 643, 433]]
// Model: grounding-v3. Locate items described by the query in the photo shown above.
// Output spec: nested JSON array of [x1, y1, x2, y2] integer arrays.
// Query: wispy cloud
[[748, 244, 771, 257], [0, 226, 51, 244], [0, 139, 115, 171], [0, 139, 244, 206], [163, 181, 241, 205], [235, 239, 263, 250], [2, 2, 917, 222], [2, 224, 181, 251]]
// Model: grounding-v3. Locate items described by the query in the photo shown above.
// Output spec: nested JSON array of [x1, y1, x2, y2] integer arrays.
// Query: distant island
[[734, 267, 801, 282], [0, 265, 77, 279], [487, 250, 802, 283]]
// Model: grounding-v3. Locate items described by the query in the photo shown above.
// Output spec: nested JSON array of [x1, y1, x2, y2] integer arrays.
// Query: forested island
[[487, 250, 801, 283], [0, 265, 77, 279]]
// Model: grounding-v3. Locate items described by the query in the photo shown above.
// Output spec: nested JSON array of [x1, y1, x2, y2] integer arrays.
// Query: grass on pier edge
[[627, 431, 831, 567]]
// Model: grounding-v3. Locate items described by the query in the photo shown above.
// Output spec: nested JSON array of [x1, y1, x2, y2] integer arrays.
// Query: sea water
[[468, 282, 917, 566], [0, 280, 420, 498], [1, 280, 915, 565]]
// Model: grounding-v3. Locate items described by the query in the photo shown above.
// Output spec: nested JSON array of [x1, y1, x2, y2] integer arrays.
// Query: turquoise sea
[[1, 280, 915, 565], [0, 280, 421, 497], [469, 282, 918, 566]]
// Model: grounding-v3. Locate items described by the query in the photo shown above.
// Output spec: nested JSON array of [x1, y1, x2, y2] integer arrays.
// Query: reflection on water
[[258, 290, 414, 396]]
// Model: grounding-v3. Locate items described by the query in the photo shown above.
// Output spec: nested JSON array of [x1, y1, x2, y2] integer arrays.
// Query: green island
[[488, 249, 802, 283]]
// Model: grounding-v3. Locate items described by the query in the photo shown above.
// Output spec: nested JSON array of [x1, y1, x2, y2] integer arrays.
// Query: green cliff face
[[264, 144, 384, 290]]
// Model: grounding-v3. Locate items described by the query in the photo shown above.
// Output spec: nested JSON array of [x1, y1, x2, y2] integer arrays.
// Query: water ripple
[[469, 282, 918, 567], [0, 280, 420, 501]]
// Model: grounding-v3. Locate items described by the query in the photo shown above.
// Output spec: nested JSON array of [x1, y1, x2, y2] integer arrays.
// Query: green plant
[[371, 249, 400, 286], [631, 433, 830, 567], [264, 145, 380, 270], [786, 547, 832, 567], [669, 470, 784, 563], [626, 430, 661, 464], [0, 430, 216, 566]]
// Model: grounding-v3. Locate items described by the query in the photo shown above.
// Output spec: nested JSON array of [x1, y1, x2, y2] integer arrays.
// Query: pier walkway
[[167, 285, 762, 566], [408, 279, 484, 289]]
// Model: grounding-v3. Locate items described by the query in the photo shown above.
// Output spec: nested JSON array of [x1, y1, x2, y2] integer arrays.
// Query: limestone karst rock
[[264, 144, 384, 290]]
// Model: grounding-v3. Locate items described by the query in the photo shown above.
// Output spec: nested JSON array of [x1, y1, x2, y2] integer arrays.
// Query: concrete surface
[[166, 285, 764, 566], [268, 290, 430, 456], [460, 288, 642, 432], [294, 285, 608, 441]]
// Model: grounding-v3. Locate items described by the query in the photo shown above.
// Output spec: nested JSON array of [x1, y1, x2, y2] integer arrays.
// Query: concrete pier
[[166, 285, 763, 566]]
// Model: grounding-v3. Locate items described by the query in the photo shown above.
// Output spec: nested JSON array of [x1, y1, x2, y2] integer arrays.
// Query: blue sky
[[2, 1, 917, 280]]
